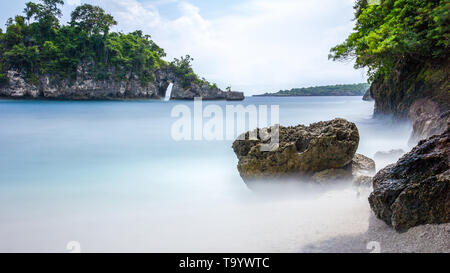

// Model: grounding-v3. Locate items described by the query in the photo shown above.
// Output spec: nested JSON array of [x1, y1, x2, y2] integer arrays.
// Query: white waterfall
[[164, 83, 173, 101]]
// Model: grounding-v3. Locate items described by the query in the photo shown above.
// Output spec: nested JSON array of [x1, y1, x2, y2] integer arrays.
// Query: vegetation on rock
[[0, 0, 212, 88]]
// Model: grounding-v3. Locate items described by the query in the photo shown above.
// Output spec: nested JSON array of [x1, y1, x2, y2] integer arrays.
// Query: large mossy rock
[[369, 125, 450, 232], [232, 118, 360, 183]]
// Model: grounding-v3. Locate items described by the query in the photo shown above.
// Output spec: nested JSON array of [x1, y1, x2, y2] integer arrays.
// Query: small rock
[[353, 176, 373, 188], [312, 169, 352, 184], [351, 154, 376, 176]]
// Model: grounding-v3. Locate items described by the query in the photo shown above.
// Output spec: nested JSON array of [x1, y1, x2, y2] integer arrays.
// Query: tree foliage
[[170, 55, 215, 88], [329, 0, 449, 80], [70, 4, 117, 36]]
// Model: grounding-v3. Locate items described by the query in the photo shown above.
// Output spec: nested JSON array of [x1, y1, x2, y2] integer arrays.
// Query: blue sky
[[1, 0, 366, 95]]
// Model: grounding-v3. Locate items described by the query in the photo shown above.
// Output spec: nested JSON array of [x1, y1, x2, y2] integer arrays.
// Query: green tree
[[23, 0, 64, 27], [70, 4, 117, 36], [329, 0, 450, 80]]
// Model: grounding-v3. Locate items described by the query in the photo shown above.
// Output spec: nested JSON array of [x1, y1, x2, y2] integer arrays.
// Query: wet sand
[[301, 214, 450, 253]]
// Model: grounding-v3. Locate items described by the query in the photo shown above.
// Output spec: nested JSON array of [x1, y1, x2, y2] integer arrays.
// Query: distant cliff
[[0, 66, 244, 101], [255, 83, 369, 97]]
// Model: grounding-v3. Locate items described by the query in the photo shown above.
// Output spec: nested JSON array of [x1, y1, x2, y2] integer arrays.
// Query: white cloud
[[98, 0, 365, 94]]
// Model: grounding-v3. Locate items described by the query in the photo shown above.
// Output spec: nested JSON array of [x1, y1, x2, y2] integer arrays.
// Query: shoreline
[[301, 214, 450, 253]]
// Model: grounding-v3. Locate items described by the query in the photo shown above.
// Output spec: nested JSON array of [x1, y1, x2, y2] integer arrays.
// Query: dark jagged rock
[[0, 67, 244, 101], [369, 126, 450, 232], [232, 118, 362, 185]]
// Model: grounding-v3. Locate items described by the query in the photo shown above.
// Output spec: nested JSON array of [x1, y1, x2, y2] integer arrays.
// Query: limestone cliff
[[0, 65, 244, 101]]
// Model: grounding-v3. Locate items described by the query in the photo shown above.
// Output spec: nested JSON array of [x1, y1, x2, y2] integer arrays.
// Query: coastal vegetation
[[255, 83, 370, 97], [0, 0, 212, 88], [329, 0, 449, 81]]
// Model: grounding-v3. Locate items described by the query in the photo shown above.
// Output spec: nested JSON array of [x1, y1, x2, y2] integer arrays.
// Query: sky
[[0, 0, 367, 95]]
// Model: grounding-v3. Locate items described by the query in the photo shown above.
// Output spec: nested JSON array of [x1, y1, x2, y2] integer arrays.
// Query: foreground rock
[[232, 118, 375, 187], [0, 68, 244, 101], [369, 126, 450, 232]]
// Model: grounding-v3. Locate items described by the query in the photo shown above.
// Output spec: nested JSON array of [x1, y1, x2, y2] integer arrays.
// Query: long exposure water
[[0, 97, 412, 252]]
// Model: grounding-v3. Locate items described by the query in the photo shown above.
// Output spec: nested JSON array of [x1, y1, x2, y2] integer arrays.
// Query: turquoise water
[[0, 97, 412, 252]]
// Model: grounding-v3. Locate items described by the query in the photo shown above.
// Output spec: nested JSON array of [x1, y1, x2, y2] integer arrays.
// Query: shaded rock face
[[370, 58, 449, 142], [232, 118, 363, 185], [362, 89, 373, 101], [0, 67, 244, 101], [371, 59, 449, 119], [351, 153, 376, 177], [408, 98, 450, 144], [369, 126, 450, 232]]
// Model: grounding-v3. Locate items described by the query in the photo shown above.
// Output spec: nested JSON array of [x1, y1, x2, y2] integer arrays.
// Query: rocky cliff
[[0, 66, 244, 101], [370, 59, 449, 142]]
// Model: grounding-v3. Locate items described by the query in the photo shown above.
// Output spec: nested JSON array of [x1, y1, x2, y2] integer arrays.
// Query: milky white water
[[164, 83, 173, 101], [0, 97, 412, 252]]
